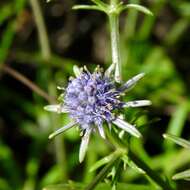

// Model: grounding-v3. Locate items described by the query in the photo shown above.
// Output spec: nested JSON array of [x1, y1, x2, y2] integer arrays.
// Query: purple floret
[[64, 71, 121, 129]]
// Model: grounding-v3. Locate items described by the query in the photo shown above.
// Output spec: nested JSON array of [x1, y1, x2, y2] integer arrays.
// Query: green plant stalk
[[84, 146, 97, 183], [105, 129, 174, 190], [54, 129, 68, 181], [84, 149, 124, 190], [128, 150, 173, 190], [30, 0, 68, 180], [0, 21, 15, 63], [30, 0, 51, 61], [106, 1, 173, 188], [49, 83, 68, 181], [109, 11, 121, 82]]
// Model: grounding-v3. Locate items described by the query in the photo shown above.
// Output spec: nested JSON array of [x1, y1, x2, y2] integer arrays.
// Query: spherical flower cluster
[[65, 68, 121, 129], [45, 66, 151, 162]]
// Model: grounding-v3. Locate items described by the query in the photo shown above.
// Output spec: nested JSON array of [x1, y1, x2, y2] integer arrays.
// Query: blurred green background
[[0, 0, 190, 189]]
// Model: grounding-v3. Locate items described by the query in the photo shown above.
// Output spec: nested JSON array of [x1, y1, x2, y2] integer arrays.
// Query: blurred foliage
[[0, 0, 190, 190], [164, 134, 190, 181]]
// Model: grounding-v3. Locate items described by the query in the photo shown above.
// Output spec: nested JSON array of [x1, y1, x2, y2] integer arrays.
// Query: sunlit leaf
[[163, 134, 190, 149], [173, 169, 190, 180], [164, 102, 189, 149], [122, 4, 153, 16], [72, 5, 103, 12]]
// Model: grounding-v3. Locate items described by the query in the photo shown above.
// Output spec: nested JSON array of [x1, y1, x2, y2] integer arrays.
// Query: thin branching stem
[[30, 0, 51, 61], [1, 65, 55, 103], [109, 2, 122, 83]]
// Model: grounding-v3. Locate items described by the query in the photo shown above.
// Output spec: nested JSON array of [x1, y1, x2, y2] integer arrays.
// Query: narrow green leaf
[[123, 0, 139, 39], [14, 0, 26, 14], [0, 3, 13, 24], [164, 19, 189, 45], [0, 21, 15, 63], [91, 0, 107, 9], [0, 0, 26, 63], [164, 101, 189, 149], [72, 5, 103, 12], [122, 155, 145, 174], [173, 169, 190, 180], [163, 134, 190, 149], [178, 2, 190, 17], [90, 152, 115, 172], [122, 4, 153, 16], [85, 152, 121, 190]]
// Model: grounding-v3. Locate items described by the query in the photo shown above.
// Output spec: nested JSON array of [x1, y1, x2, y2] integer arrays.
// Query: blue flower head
[[45, 65, 151, 162]]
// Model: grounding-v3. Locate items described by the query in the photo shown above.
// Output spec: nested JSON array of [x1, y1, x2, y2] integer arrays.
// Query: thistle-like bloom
[[45, 65, 151, 162]]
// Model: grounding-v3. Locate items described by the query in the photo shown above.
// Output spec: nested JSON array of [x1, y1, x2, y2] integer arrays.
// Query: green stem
[[30, 0, 68, 180], [128, 150, 173, 190], [49, 83, 68, 181], [109, 11, 121, 82], [84, 147, 97, 183], [85, 149, 124, 190], [106, 129, 174, 190], [30, 0, 51, 61], [54, 130, 68, 180]]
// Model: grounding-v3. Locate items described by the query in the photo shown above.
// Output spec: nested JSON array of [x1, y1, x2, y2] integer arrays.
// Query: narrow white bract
[[123, 100, 152, 108], [113, 117, 142, 138], [49, 122, 76, 139], [79, 129, 92, 163]]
